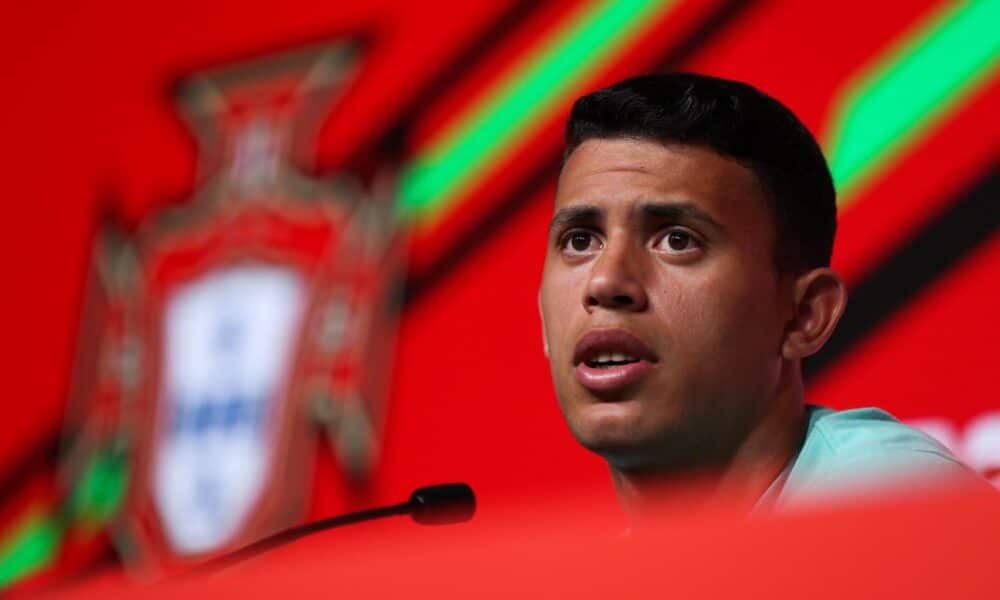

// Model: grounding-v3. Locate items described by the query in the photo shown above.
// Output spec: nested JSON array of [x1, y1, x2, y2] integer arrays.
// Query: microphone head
[[407, 483, 476, 525]]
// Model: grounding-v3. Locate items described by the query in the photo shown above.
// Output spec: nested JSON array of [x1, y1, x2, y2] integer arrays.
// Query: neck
[[610, 366, 807, 519]]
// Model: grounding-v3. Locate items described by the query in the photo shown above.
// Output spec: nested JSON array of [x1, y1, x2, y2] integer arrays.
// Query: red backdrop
[[1, 0, 998, 589]]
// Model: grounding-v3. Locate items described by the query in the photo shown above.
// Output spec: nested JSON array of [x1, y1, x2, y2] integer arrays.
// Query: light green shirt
[[756, 405, 988, 512]]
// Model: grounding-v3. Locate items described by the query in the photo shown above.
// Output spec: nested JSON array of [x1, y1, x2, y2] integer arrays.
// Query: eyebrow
[[637, 201, 726, 235], [549, 201, 725, 236], [548, 205, 602, 238]]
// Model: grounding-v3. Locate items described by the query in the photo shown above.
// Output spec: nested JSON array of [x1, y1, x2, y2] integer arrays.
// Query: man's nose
[[583, 239, 649, 312]]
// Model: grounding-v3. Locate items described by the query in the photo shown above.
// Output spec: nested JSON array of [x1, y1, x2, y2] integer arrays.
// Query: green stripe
[[399, 0, 673, 221], [0, 449, 128, 589], [826, 0, 1000, 202], [0, 512, 61, 589], [67, 448, 129, 525]]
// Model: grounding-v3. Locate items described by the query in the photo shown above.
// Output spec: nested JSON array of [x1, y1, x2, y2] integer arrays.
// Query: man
[[538, 73, 987, 515]]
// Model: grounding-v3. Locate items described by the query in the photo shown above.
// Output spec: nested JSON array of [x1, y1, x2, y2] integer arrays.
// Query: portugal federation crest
[[60, 40, 404, 576]]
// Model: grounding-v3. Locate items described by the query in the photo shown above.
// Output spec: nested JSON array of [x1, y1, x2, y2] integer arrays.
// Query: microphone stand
[[181, 483, 474, 578]]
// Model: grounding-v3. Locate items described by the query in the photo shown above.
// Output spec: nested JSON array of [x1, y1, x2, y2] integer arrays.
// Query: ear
[[782, 268, 848, 360], [538, 292, 550, 358]]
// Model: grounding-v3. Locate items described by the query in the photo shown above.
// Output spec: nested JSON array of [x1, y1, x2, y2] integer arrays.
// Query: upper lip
[[572, 328, 658, 366]]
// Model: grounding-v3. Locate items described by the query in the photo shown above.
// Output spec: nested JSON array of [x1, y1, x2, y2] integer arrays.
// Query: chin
[[577, 432, 665, 471], [570, 402, 656, 456], [569, 401, 701, 470]]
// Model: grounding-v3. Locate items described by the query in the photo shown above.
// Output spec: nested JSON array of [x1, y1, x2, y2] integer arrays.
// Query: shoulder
[[809, 405, 958, 462], [775, 405, 989, 509]]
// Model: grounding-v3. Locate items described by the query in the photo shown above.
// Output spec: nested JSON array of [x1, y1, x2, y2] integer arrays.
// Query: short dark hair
[[564, 73, 836, 272]]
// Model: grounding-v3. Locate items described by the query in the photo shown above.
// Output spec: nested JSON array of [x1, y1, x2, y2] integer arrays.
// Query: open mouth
[[572, 328, 657, 393], [573, 328, 657, 367], [584, 352, 641, 369]]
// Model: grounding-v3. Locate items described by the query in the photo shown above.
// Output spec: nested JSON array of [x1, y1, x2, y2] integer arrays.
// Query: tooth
[[611, 352, 625, 362], [597, 352, 611, 363]]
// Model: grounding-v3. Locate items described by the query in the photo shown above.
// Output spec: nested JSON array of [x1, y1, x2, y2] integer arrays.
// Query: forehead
[[555, 138, 771, 227]]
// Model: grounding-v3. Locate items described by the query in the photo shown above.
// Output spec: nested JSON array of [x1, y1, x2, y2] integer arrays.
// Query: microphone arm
[[187, 483, 475, 576]]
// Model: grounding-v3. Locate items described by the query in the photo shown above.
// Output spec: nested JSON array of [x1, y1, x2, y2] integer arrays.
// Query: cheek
[[539, 268, 588, 360], [653, 267, 781, 360]]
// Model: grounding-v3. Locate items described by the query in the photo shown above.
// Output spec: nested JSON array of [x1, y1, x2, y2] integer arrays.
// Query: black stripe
[[656, 0, 754, 70], [403, 158, 561, 303], [0, 432, 61, 509], [805, 162, 1000, 380], [403, 0, 757, 302], [375, 0, 542, 161]]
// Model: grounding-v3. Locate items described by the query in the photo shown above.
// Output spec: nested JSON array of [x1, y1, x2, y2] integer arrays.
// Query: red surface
[[37, 489, 1000, 599]]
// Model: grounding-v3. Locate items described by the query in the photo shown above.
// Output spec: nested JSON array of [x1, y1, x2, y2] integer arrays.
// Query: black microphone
[[187, 482, 475, 576]]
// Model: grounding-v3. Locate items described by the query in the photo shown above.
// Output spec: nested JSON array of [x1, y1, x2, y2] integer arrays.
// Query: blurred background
[[1, 0, 998, 590]]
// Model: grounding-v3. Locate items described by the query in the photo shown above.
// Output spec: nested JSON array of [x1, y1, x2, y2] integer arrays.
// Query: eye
[[654, 228, 701, 254], [559, 230, 602, 256]]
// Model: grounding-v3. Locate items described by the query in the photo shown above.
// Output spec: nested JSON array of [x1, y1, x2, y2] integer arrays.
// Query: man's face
[[539, 138, 794, 470]]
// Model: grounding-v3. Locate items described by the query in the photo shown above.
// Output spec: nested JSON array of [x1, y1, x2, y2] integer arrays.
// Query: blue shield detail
[[153, 265, 305, 555]]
